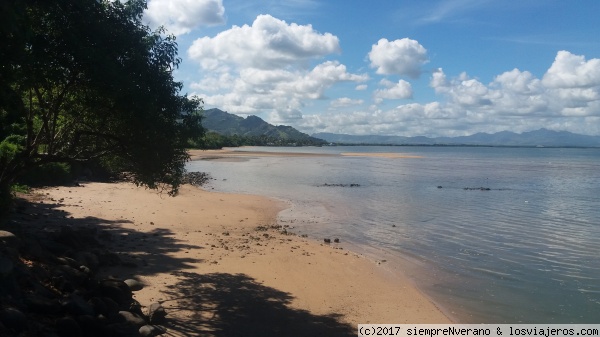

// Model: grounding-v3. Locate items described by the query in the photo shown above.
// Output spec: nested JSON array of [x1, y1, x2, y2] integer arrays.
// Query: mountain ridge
[[201, 108, 326, 145], [313, 129, 600, 147]]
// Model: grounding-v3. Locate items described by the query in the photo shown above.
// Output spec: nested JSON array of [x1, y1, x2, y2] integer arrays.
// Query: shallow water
[[186, 146, 600, 323]]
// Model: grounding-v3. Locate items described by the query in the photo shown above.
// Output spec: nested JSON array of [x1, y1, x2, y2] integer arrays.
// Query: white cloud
[[297, 50, 600, 137], [330, 97, 364, 109], [145, 0, 225, 35], [542, 50, 600, 88], [195, 60, 367, 122], [188, 14, 340, 70], [368, 38, 428, 78], [355, 84, 368, 91], [374, 80, 413, 102], [188, 15, 367, 124]]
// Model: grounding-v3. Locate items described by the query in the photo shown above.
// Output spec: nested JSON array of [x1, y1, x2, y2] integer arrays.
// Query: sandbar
[[189, 148, 423, 160]]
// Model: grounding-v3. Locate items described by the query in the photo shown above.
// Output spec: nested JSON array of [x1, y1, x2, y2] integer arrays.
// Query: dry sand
[[38, 181, 450, 336]]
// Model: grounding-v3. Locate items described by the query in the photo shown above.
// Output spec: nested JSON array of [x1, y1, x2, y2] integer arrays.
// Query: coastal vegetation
[[1, 0, 204, 214]]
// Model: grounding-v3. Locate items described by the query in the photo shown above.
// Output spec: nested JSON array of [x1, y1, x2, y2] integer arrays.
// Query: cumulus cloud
[[188, 14, 340, 70], [368, 38, 428, 78], [297, 50, 600, 137], [145, 0, 225, 35], [188, 15, 367, 123], [542, 50, 600, 88], [374, 80, 413, 102], [195, 60, 367, 122]]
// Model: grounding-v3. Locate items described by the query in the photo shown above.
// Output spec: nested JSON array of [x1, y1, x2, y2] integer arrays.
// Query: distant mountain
[[201, 108, 326, 145], [313, 129, 600, 147]]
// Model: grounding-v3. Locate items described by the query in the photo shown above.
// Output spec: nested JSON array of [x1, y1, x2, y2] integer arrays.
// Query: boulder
[[146, 303, 166, 324], [62, 294, 95, 316], [98, 279, 132, 308], [118, 311, 146, 327], [0, 307, 27, 333], [0, 231, 20, 249], [124, 278, 144, 292], [139, 324, 167, 337], [55, 316, 82, 337]]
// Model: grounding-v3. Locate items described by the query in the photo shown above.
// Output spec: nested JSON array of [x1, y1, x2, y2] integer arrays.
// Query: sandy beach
[[36, 179, 450, 335]]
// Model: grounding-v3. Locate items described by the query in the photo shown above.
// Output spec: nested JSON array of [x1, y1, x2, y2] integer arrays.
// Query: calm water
[[186, 146, 600, 323]]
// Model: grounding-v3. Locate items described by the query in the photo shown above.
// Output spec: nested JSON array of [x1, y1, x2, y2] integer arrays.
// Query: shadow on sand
[[161, 271, 355, 337], [5, 191, 356, 336]]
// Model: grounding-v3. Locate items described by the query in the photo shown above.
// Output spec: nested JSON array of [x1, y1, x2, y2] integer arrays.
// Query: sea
[[185, 146, 600, 323]]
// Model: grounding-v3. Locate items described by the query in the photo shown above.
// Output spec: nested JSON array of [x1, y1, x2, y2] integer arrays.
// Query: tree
[[0, 0, 203, 202]]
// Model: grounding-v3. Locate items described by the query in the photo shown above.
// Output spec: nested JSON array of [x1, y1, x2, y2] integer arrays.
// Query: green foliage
[[10, 183, 30, 194], [190, 131, 326, 149], [0, 0, 204, 200]]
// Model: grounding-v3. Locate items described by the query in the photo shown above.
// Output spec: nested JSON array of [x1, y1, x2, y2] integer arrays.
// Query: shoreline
[[189, 148, 424, 160], [35, 181, 451, 334]]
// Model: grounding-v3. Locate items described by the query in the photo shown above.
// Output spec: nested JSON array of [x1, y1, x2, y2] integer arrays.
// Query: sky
[[143, 0, 600, 137]]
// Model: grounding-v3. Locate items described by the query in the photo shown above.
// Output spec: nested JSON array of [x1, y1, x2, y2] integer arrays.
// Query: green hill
[[200, 109, 326, 147]]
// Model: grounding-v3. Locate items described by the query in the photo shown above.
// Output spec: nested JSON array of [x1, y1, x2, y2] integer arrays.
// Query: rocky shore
[[0, 196, 168, 337]]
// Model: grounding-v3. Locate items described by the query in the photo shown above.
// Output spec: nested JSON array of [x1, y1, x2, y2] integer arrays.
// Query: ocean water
[[186, 146, 600, 323]]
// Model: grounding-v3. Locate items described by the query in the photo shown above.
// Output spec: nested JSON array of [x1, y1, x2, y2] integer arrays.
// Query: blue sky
[[144, 0, 600, 137]]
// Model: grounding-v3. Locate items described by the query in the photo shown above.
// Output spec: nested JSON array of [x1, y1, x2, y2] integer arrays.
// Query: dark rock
[[21, 237, 50, 262], [124, 279, 144, 292], [98, 279, 132, 308], [333, 238, 340, 243], [105, 322, 140, 337], [96, 251, 121, 266], [0, 307, 27, 333], [121, 260, 138, 268], [118, 311, 146, 327], [323, 238, 331, 243], [75, 251, 99, 271], [55, 264, 87, 286], [79, 265, 91, 274], [53, 227, 99, 251], [0, 231, 20, 249], [99, 297, 120, 318], [0, 255, 14, 277], [318, 183, 361, 188], [437, 186, 443, 189], [39, 238, 70, 254], [464, 187, 491, 191], [88, 297, 108, 316], [25, 294, 61, 314], [0, 260, 20, 299], [75, 315, 103, 337], [52, 275, 75, 293], [55, 316, 82, 337], [62, 294, 95, 316], [139, 324, 167, 337], [146, 303, 167, 324], [56, 256, 79, 268]]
